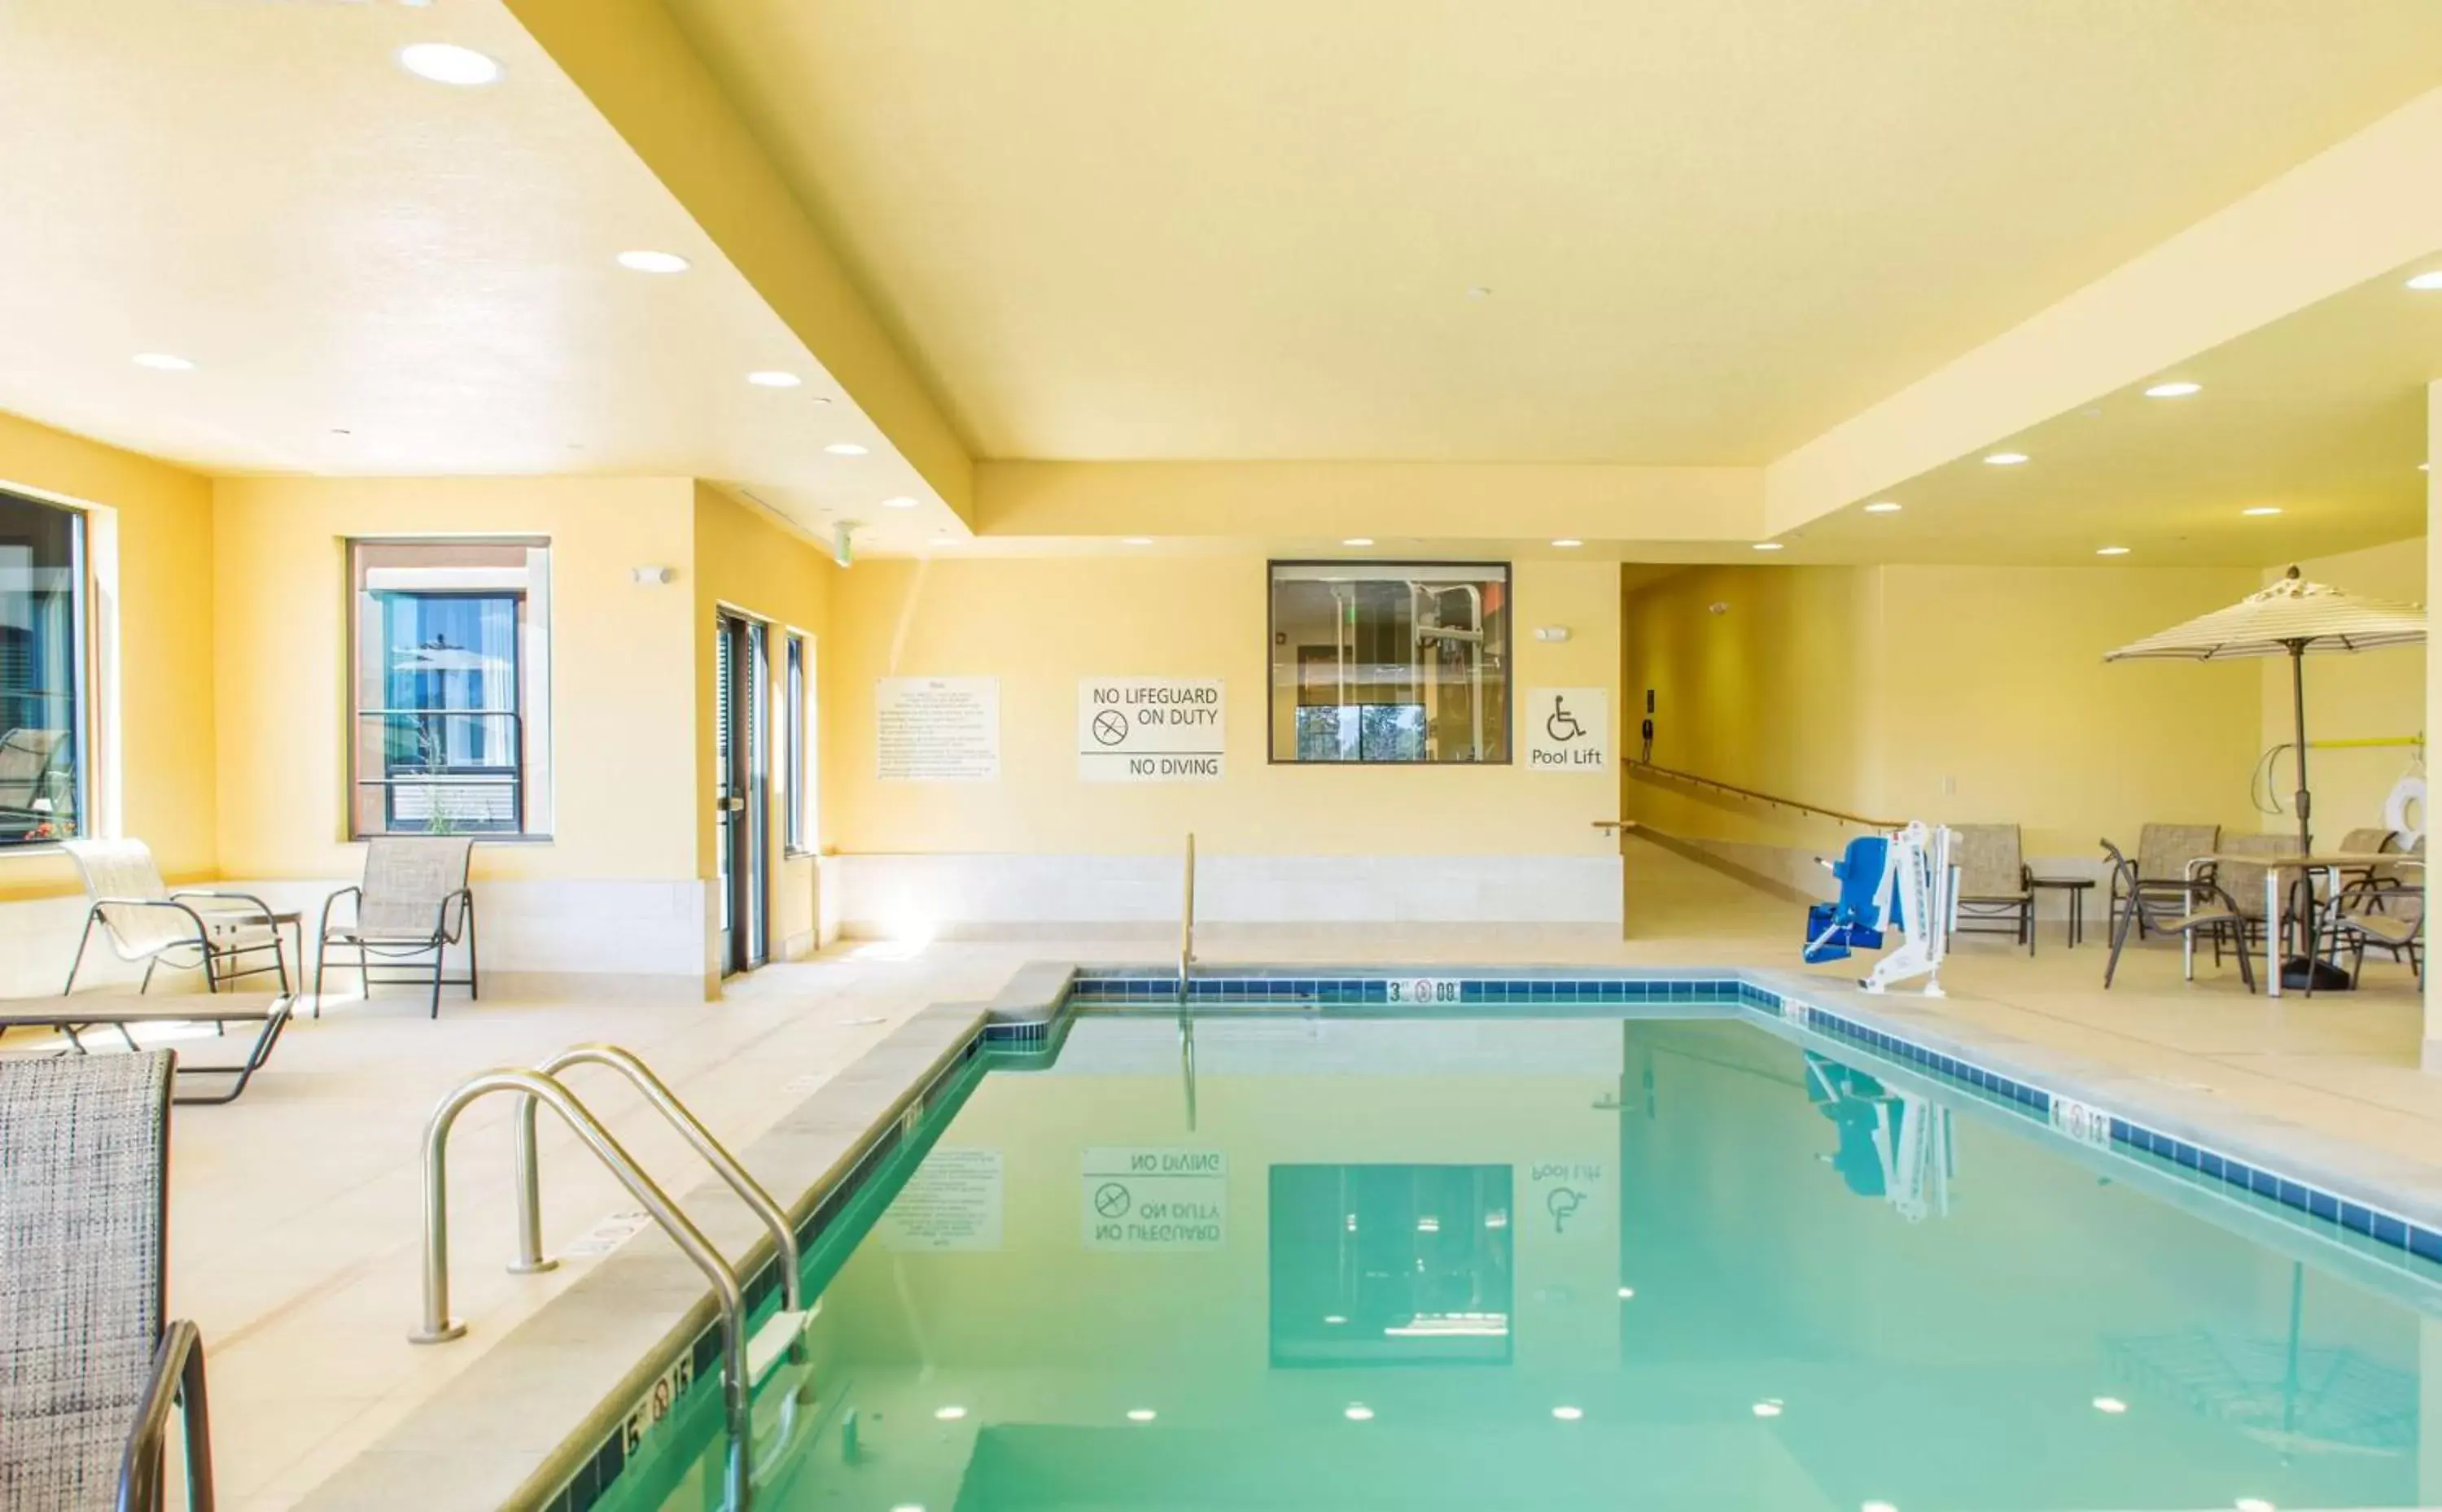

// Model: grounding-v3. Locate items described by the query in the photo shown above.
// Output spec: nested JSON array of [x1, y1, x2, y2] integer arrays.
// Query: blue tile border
[[1065, 966, 2442, 1276]]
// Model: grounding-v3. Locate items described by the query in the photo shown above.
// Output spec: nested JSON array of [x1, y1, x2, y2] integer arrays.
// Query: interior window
[[1270, 562, 1511, 763]]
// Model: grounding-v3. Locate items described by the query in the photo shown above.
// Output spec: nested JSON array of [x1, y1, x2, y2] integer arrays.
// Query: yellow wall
[[1625, 562, 2265, 862], [1875, 564, 2263, 855], [1621, 563, 1884, 859], [0, 410, 216, 899], [211, 476, 698, 882], [2257, 537, 2425, 844], [691, 483, 840, 959], [828, 556, 1621, 857]]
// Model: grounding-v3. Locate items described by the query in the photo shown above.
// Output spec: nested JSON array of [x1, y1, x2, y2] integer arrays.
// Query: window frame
[[0, 488, 90, 850], [1265, 558, 1514, 767], [345, 536, 553, 841]]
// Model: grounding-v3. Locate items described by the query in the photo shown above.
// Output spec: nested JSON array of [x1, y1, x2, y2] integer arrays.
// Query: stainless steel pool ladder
[[409, 1048, 806, 1510], [1179, 831, 1197, 999]]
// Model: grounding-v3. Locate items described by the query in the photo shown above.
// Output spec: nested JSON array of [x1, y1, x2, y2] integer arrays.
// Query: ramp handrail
[[408, 1068, 751, 1510], [1626, 758, 1898, 829], [509, 1043, 803, 1311]]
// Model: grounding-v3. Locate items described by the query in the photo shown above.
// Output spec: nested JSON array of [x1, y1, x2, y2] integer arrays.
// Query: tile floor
[[28, 837, 2435, 1510]]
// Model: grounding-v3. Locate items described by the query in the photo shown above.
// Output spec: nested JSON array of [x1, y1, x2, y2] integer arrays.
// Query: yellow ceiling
[[0, 0, 955, 551], [665, 0, 2442, 464], [1788, 262, 2441, 567]]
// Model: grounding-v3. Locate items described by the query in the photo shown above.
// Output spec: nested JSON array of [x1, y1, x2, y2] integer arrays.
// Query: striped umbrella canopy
[[2105, 566, 2424, 662], [2106, 566, 2425, 855]]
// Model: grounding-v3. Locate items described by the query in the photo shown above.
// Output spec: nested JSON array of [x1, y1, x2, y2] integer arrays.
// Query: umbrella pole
[[2290, 640, 2312, 857]]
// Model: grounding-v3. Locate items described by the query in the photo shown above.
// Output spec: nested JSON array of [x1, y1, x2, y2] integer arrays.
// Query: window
[[784, 633, 809, 852], [349, 540, 551, 837], [1269, 562, 1510, 763], [0, 491, 85, 846]]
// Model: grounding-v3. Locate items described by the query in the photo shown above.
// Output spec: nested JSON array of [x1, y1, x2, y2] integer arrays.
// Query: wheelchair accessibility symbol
[[1545, 696, 1586, 744]]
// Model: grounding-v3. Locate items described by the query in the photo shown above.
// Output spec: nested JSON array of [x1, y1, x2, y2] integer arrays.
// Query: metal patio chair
[[0, 1050, 213, 1510], [2101, 838, 2254, 992], [1950, 823, 2034, 955], [2107, 823, 2221, 943], [60, 838, 290, 1001], [313, 837, 478, 1019]]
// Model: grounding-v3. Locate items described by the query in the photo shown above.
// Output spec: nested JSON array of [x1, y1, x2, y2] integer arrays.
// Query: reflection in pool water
[[601, 1012, 2433, 1512]]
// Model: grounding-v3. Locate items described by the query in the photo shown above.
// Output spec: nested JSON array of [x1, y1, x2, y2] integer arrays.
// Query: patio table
[[2182, 850, 2421, 998]]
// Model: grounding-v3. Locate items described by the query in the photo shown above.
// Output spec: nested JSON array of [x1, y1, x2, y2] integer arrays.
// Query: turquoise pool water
[[597, 1007, 2437, 1512]]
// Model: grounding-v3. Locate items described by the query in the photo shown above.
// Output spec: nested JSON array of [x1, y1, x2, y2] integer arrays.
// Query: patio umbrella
[[2105, 566, 2424, 856]]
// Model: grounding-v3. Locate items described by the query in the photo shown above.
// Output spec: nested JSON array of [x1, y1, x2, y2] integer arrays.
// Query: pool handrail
[[507, 1042, 803, 1311], [408, 1067, 752, 1510], [1179, 831, 1197, 999]]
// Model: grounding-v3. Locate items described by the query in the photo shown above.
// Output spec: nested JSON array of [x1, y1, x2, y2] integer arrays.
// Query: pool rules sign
[[1079, 678, 1224, 782]]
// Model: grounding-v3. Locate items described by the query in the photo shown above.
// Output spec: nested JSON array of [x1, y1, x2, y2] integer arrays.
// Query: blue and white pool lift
[[1802, 821, 1955, 997]]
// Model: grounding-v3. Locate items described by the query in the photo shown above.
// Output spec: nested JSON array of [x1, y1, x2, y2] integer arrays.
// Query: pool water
[[601, 1009, 2437, 1512]]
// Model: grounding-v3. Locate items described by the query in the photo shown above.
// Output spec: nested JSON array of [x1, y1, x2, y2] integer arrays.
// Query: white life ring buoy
[[2384, 774, 2425, 850]]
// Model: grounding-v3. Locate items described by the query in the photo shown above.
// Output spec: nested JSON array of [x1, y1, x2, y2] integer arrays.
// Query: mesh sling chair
[[2108, 823, 2221, 943], [0, 1051, 213, 1510], [313, 836, 478, 1019], [61, 839, 290, 1002], [1949, 824, 2034, 955], [2319, 836, 2424, 989], [2100, 837, 2256, 992]]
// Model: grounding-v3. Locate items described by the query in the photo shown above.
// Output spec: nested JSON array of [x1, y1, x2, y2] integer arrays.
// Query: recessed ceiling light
[[1862, 501, 1902, 513], [2143, 381, 2201, 398], [1344, 1405, 1374, 1422], [825, 443, 869, 457], [1466, 286, 1492, 299], [934, 1405, 967, 1421], [1617, 1287, 1635, 1299], [1342, 537, 1374, 547], [1984, 452, 2029, 465], [1122, 536, 1153, 546], [1752, 542, 1784, 552], [2234, 1501, 2275, 1512], [1126, 1409, 1157, 1423], [397, 42, 503, 86], [1551, 538, 1583, 548], [2405, 271, 2442, 291], [2096, 546, 2130, 556], [746, 371, 801, 388], [1861, 1502, 1898, 1512], [1752, 1401, 1784, 1418], [615, 250, 689, 274], [2241, 506, 2282, 517], [2090, 1396, 2128, 1414], [880, 496, 917, 509], [131, 352, 194, 371], [1551, 1406, 1583, 1422]]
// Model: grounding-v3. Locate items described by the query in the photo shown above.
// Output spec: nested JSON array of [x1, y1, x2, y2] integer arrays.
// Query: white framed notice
[[1078, 678, 1225, 781], [877, 677, 1000, 782]]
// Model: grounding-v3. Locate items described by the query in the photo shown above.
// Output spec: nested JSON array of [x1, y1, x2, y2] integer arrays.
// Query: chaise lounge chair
[[0, 994, 293, 1104], [0, 1050, 213, 1509]]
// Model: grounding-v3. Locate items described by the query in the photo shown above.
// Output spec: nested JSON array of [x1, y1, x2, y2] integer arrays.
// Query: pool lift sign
[[1079, 678, 1224, 782]]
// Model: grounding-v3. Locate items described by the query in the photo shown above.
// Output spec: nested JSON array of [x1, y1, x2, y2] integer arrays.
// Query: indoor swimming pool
[[584, 994, 2440, 1512]]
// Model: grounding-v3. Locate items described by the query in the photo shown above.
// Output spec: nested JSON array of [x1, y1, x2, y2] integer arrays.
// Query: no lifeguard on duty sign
[[1078, 677, 1226, 782]]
